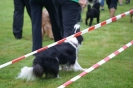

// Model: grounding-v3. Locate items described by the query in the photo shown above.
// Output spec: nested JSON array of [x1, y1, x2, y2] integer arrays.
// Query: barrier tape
[[58, 40, 133, 88]]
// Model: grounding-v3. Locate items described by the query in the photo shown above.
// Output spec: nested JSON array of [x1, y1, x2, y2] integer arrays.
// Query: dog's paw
[[57, 75, 60, 78], [82, 68, 87, 71], [77, 68, 87, 71]]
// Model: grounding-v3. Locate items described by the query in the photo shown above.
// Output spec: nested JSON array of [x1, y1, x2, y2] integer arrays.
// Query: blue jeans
[[100, 0, 104, 6]]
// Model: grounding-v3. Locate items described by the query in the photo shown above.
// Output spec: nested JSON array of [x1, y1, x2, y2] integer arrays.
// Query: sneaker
[[119, 4, 123, 6], [15, 36, 22, 39]]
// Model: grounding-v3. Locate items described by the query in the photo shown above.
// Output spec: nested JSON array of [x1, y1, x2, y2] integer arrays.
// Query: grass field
[[0, 0, 133, 88]]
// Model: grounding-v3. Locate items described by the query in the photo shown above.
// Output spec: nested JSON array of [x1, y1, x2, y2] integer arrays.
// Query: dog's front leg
[[97, 16, 100, 23], [72, 59, 85, 71], [54, 73, 60, 78], [89, 18, 93, 26], [57, 74, 60, 78]]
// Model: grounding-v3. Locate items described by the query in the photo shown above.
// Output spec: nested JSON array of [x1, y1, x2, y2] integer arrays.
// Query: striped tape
[[58, 40, 133, 88], [0, 9, 133, 69]]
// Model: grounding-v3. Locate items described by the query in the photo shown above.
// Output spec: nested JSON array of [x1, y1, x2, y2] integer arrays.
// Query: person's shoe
[[15, 36, 22, 39], [13, 32, 22, 39], [119, 4, 123, 6]]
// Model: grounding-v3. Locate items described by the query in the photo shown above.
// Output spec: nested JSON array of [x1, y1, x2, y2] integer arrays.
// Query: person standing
[[13, 0, 31, 39], [56, 0, 87, 38], [106, 0, 118, 18], [29, 0, 87, 52], [100, 0, 105, 10], [29, 0, 62, 52]]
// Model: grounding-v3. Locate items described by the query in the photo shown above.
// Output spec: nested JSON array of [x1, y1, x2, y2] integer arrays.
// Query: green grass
[[0, 1, 133, 88]]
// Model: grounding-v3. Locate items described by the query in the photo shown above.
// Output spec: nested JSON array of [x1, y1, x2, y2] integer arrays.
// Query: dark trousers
[[57, 1, 81, 38], [29, 0, 62, 51], [106, 0, 118, 9], [13, 0, 31, 38]]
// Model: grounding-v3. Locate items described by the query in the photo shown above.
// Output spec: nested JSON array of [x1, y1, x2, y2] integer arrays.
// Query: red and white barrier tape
[[58, 40, 133, 88], [0, 9, 133, 69]]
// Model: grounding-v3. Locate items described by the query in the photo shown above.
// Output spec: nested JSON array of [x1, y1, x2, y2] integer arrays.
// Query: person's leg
[[23, 0, 31, 19], [109, 7, 116, 17], [106, 0, 111, 14], [45, 0, 62, 41], [106, 0, 111, 9], [29, 0, 43, 51], [56, 4, 64, 38], [13, 0, 24, 39], [61, 1, 81, 38], [119, 0, 123, 5], [109, 0, 118, 18], [100, 0, 104, 10]]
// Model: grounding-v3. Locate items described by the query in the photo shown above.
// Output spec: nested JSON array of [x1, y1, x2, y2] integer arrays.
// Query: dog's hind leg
[[42, 27, 45, 39], [85, 17, 89, 25], [54, 73, 60, 78]]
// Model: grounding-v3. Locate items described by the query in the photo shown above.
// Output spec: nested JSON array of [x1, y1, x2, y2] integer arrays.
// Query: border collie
[[17, 24, 85, 81]]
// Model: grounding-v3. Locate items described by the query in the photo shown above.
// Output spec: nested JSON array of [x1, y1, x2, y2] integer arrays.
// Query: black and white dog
[[17, 24, 85, 81], [85, 0, 100, 26]]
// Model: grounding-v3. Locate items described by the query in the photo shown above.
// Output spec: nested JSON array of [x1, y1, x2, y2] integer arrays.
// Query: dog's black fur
[[32, 27, 84, 78], [85, 2, 100, 26]]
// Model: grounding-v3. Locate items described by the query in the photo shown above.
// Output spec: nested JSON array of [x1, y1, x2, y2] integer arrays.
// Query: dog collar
[[67, 41, 77, 49], [65, 38, 78, 49]]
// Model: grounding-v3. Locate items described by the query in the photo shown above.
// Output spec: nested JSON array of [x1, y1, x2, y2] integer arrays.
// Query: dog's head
[[33, 56, 59, 78], [87, 4, 91, 11], [92, 2, 100, 10], [33, 64, 44, 78]]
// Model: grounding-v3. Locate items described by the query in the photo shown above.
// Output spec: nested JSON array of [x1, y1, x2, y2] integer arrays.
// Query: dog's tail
[[17, 66, 36, 81]]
